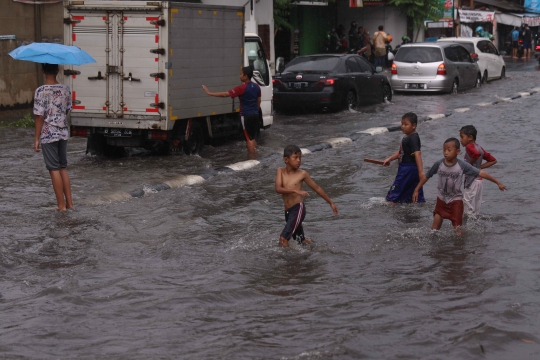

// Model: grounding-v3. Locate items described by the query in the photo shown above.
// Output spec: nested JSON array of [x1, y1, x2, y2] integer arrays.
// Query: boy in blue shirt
[[202, 66, 261, 153]]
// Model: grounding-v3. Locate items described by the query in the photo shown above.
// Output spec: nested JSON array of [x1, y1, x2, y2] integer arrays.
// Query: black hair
[[402, 112, 418, 125], [241, 66, 253, 79], [284, 145, 301, 158], [378, 25, 384, 31], [444, 137, 460, 149], [42, 63, 59, 75], [459, 125, 477, 140]]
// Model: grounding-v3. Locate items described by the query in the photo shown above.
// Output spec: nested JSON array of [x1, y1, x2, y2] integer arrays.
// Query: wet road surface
[[0, 59, 539, 359]]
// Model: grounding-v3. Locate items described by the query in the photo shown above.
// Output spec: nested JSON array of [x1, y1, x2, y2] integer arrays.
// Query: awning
[[521, 13, 540, 26], [496, 12, 523, 26], [474, 0, 524, 12], [459, 10, 495, 23], [13, 0, 62, 4]]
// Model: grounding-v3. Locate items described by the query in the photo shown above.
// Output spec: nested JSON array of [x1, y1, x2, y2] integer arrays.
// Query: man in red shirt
[[202, 66, 261, 153]]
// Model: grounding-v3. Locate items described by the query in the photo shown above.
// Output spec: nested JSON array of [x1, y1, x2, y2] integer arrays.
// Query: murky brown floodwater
[[1, 60, 539, 359]]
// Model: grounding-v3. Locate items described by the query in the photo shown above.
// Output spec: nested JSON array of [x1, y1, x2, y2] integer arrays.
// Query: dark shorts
[[433, 198, 464, 227], [512, 41, 518, 49], [280, 202, 306, 242], [41, 140, 68, 171], [241, 114, 259, 141], [523, 41, 531, 50], [386, 163, 425, 203]]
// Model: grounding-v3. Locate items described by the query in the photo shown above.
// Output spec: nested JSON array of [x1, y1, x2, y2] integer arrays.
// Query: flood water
[[1, 60, 539, 359]]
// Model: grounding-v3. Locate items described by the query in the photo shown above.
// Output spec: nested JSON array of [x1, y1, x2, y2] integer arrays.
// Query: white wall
[[336, 4, 408, 47]]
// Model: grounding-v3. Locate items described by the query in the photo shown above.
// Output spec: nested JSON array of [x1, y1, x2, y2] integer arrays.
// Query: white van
[[437, 37, 506, 83]]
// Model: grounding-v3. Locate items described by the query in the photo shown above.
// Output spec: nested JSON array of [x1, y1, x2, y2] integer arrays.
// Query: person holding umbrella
[[33, 63, 74, 211], [9, 42, 96, 210]]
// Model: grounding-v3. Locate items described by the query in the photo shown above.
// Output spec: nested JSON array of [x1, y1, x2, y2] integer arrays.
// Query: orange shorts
[[433, 198, 464, 227]]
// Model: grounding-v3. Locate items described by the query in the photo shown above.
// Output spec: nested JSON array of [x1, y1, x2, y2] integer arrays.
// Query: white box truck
[[63, 0, 273, 155]]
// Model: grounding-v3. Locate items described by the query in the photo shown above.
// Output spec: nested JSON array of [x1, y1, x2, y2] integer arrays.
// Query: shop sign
[[523, 16, 540, 26], [350, 0, 363, 7], [458, 10, 495, 23], [524, 0, 540, 14]]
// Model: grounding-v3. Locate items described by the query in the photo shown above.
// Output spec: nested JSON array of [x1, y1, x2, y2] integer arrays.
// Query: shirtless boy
[[275, 145, 338, 247]]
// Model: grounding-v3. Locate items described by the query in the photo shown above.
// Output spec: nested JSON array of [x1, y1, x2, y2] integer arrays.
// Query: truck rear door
[[66, 8, 163, 118]]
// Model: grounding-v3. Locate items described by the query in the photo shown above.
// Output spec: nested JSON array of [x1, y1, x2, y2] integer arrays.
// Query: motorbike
[[535, 43, 540, 65]]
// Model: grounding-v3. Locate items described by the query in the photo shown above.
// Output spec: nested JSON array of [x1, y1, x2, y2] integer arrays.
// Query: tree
[[389, 0, 446, 41]]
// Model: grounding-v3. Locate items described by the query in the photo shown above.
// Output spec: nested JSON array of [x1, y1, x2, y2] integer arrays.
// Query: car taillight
[[71, 127, 89, 137], [315, 78, 335, 87], [147, 130, 168, 140], [471, 53, 478, 60], [391, 63, 397, 75], [272, 79, 284, 88], [437, 63, 447, 75]]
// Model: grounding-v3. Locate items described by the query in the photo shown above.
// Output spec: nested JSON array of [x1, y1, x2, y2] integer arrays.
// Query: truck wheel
[[183, 121, 204, 155]]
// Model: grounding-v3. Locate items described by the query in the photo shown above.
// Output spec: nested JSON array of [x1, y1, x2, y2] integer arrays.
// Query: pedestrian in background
[[373, 25, 389, 68], [348, 21, 359, 50], [522, 24, 532, 59], [202, 66, 260, 153], [363, 29, 372, 61], [33, 63, 74, 211], [511, 27, 519, 58], [357, 26, 364, 50]]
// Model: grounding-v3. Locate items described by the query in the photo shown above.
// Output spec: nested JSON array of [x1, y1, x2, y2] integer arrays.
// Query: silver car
[[391, 42, 481, 94]]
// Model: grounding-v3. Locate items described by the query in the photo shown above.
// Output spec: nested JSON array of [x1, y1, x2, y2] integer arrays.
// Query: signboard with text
[[524, 0, 540, 14], [458, 10, 495, 23]]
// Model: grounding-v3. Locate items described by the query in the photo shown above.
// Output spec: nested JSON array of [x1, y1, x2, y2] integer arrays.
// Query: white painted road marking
[[324, 137, 353, 147], [358, 127, 389, 136], [164, 175, 205, 188], [426, 114, 446, 119], [454, 108, 470, 113], [226, 160, 261, 172], [301, 148, 312, 154]]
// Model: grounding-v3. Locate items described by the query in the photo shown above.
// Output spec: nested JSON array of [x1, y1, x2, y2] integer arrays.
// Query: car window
[[477, 40, 492, 54], [487, 42, 499, 55], [444, 47, 459, 62], [346, 58, 362, 72], [456, 46, 472, 62], [456, 42, 475, 54], [395, 47, 443, 63], [355, 56, 373, 73], [285, 56, 340, 72]]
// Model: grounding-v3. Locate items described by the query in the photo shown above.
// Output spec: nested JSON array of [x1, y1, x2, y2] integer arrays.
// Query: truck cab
[[245, 33, 272, 129]]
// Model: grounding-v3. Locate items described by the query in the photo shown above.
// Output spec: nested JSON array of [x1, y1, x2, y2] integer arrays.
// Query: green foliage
[[0, 113, 34, 128], [389, 0, 445, 35]]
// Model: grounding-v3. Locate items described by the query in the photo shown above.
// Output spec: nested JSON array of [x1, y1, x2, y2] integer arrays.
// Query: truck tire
[[183, 121, 204, 155]]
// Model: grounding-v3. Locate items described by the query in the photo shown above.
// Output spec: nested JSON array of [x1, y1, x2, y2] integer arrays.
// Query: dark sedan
[[272, 54, 392, 112]]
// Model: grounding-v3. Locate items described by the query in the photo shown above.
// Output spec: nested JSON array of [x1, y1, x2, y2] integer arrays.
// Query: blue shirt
[[511, 30, 519, 41], [228, 81, 261, 116]]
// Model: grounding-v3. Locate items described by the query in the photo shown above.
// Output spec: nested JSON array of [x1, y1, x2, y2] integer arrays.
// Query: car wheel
[[475, 73, 482, 88], [183, 121, 204, 155], [451, 79, 458, 95], [482, 70, 488, 84], [382, 84, 392, 102], [345, 90, 357, 110], [500, 67, 506, 79]]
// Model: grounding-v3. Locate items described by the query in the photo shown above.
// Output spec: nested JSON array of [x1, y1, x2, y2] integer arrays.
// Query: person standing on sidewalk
[[373, 25, 389, 68], [522, 24, 532, 59], [202, 66, 261, 153], [33, 63, 74, 211]]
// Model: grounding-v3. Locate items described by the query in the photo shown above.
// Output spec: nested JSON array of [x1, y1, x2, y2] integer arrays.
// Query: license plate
[[289, 82, 308, 89], [104, 128, 132, 137], [405, 83, 426, 89]]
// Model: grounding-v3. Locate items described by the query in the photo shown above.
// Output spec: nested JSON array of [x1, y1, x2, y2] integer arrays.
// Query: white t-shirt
[[33, 84, 72, 143]]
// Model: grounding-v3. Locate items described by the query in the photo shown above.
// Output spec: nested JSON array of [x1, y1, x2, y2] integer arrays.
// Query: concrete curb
[[102, 86, 539, 202]]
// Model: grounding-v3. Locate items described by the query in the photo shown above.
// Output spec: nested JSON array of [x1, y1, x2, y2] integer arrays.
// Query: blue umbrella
[[8, 42, 96, 66]]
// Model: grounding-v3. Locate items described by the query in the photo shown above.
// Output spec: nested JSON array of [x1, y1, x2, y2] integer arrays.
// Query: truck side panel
[[168, 5, 244, 120]]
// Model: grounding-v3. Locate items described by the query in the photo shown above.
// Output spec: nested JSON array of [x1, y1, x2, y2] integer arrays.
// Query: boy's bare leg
[[431, 214, 443, 230], [453, 226, 465, 237], [302, 238, 312, 244], [49, 170, 67, 210], [246, 139, 257, 153], [59, 168, 73, 209], [279, 236, 289, 247]]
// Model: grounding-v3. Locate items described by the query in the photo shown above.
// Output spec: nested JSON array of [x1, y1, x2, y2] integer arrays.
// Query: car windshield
[[395, 47, 443, 63], [285, 56, 340, 72]]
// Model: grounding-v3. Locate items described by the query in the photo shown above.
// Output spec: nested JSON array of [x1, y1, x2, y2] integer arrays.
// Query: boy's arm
[[412, 174, 429, 203], [201, 85, 230, 97], [478, 170, 506, 191], [413, 150, 424, 177], [258, 96, 261, 109], [303, 172, 338, 215], [481, 160, 497, 169], [383, 149, 400, 166], [275, 168, 308, 197], [34, 115, 44, 152], [481, 149, 497, 169]]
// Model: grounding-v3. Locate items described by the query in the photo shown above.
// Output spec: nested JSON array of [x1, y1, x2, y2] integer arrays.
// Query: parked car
[[437, 37, 506, 83], [272, 54, 392, 112], [391, 42, 481, 94]]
